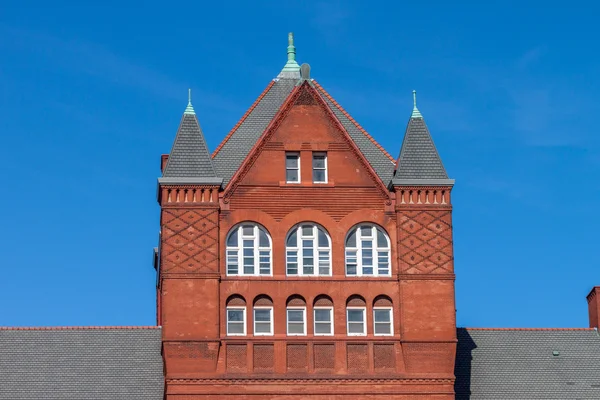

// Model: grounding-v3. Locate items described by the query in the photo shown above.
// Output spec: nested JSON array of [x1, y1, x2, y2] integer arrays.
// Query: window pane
[[317, 228, 328, 247], [313, 169, 326, 182], [228, 322, 244, 334], [362, 240, 372, 249], [259, 229, 269, 247], [287, 310, 304, 322], [286, 154, 298, 168], [314, 309, 331, 322], [287, 231, 297, 247], [348, 322, 364, 334], [228, 310, 244, 322], [377, 228, 387, 247], [255, 322, 271, 334], [254, 309, 271, 322], [286, 169, 298, 182], [374, 323, 391, 335], [227, 229, 238, 246], [302, 226, 313, 236], [312, 155, 326, 168], [347, 309, 364, 322], [315, 323, 332, 334], [242, 226, 254, 236], [346, 230, 357, 247], [288, 323, 304, 334], [374, 309, 391, 322], [360, 226, 372, 236]]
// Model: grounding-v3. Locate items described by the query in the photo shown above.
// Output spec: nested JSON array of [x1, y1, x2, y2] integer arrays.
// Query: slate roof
[[455, 328, 600, 399], [393, 115, 450, 184], [163, 111, 218, 180], [0, 327, 164, 400], [211, 77, 396, 187]]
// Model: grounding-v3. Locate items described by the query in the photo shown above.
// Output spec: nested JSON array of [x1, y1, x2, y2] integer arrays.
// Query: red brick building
[[157, 33, 457, 399]]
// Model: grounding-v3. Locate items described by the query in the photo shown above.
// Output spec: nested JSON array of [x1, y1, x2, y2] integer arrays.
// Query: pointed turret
[[392, 91, 454, 186], [159, 90, 222, 185]]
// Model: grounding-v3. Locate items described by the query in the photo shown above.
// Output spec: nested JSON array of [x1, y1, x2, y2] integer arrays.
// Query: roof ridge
[[462, 327, 596, 331], [212, 80, 276, 158], [313, 80, 396, 163], [0, 325, 161, 330]]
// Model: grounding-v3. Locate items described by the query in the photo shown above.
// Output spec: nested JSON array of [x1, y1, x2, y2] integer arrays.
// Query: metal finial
[[280, 32, 300, 74], [184, 88, 195, 115], [411, 90, 422, 118]]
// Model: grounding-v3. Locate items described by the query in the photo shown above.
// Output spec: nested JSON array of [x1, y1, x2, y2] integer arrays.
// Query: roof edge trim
[[159, 177, 223, 185], [393, 178, 455, 186]]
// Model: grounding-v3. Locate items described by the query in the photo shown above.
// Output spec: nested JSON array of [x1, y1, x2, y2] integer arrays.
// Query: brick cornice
[[399, 273, 455, 281], [166, 377, 455, 385]]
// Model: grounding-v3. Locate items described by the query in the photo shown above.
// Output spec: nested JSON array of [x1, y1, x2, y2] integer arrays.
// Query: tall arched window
[[226, 223, 272, 276], [345, 224, 390, 276], [286, 223, 331, 276]]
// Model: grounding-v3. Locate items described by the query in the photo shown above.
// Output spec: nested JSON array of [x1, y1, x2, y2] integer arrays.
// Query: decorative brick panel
[[286, 344, 308, 372], [403, 342, 455, 374], [253, 344, 274, 372], [226, 344, 247, 373], [313, 344, 335, 370], [374, 344, 395, 371], [397, 210, 453, 274], [163, 342, 219, 373], [347, 344, 368, 372], [161, 208, 218, 274]]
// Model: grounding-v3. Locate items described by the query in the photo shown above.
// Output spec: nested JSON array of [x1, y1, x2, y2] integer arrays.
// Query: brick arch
[[220, 209, 278, 245], [278, 209, 337, 240], [313, 295, 333, 307], [346, 294, 366, 307], [373, 295, 393, 307], [253, 294, 274, 307], [226, 221, 272, 242], [226, 294, 246, 306], [287, 295, 307, 307]]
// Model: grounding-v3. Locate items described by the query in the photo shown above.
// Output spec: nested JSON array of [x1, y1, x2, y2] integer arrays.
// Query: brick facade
[[157, 79, 456, 398]]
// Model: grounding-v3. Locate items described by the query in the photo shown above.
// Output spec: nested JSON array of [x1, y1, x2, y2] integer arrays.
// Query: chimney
[[586, 287, 600, 329]]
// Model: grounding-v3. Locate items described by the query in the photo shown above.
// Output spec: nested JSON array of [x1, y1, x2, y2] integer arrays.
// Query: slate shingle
[[455, 328, 600, 399], [0, 327, 163, 400]]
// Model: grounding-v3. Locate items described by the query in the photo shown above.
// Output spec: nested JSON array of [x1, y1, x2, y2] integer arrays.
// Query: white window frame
[[286, 152, 300, 183], [226, 224, 272, 276], [312, 152, 328, 184], [373, 307, 393, 336], [313, 306, 334, 336], [253, 306, 274, 336], [345, 224, 391, 277], [286, 307, 307, 336], [226, 307, 246, 336], [346, 307, 367, 336], [286, 224, 332, 276]]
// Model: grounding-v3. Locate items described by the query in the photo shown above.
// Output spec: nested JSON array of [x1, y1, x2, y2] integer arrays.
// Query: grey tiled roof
[[393, 116, 449, 182], [315, 83, 396, 185], [163, 113, 217, 178], [455, 328, 600, 399], [0, 327, 163, 400], [213, 78, 297, 186]]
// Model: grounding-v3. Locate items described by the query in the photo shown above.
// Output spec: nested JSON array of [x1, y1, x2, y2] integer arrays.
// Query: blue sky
[[1, 1, 598, 328]]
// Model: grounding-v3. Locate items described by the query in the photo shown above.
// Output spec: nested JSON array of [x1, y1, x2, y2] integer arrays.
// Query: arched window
[[286, 223, 331, 276], [226, 295, 247, 336], [226, 223, 272, 276], [345, 224, 390, 276], [253, 295, 274, 336]]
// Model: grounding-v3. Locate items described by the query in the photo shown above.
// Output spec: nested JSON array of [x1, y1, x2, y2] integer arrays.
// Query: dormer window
[[312, 152, 327, 183], [286, 153, 300, 183]]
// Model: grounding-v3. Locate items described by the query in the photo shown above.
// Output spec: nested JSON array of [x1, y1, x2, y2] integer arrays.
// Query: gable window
[[346, 307, 366, 336], [345, 224, 391, 276], [253, 307, 273, 335], [373, 308, 393, 336], [226, 223, 272, 276], [226, 307, 246, 336], [286, 307, 306, 335], [314, 307, 333, 335], [286, 152, 300, 183], [312, 152, 327, 183], [286, 224, 331, 276]]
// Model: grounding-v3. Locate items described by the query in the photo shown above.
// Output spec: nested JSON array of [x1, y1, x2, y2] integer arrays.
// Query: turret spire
[[279, 32, 301, 76], [411, 90, 422, 118], [184, 88, 195, 115]]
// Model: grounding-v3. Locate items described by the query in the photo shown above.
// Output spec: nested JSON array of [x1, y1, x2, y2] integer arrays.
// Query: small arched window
[[345, 224, 390, 276], [286, 223, 331, 276], [226, 223, 272, 276]]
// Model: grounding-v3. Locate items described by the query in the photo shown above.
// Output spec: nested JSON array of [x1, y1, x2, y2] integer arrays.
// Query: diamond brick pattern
[[226, 344, 247, 373], [398, 210, 454, 274], [347, 344, 368, 372], [161, 208, 218, 274], [374, 344, 395, 370], [314, 344, 335, 370], [253, 344, 274, 372], [287, 344, 308, 371]]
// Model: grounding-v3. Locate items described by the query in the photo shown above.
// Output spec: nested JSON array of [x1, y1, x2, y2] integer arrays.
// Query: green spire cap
[[184, 88, 195, 115], [411, 90, 422, 118], [280, 32, 300, 73]]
